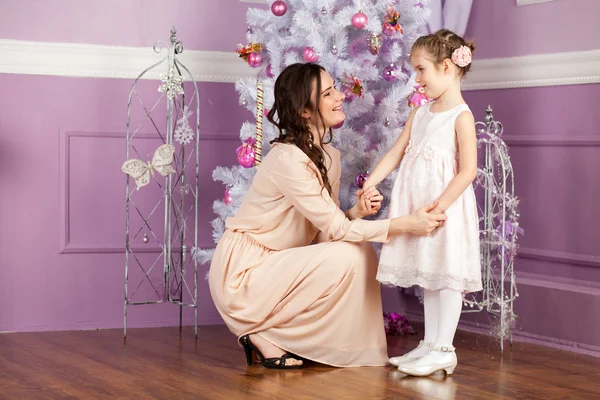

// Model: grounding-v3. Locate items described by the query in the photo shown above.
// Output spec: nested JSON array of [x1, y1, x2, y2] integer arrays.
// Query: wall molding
[[462, 49, 600, 90], [502, 135, 600, 147], [517, 0, 555, 5], [517, 247, 600, 268], [58, 130, 236, 254], [1, 39, 599, 90], [0, 39, 254, 83]]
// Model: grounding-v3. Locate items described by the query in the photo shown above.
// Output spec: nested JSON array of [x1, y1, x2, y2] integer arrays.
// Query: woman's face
[[304, 70, 345, 131]]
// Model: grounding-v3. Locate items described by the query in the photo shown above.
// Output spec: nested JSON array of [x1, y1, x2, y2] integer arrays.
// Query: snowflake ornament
[[175, 122, 194, 145], [158, 68, 184, 100]]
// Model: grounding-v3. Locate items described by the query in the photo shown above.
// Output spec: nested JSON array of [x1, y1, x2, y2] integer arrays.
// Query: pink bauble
[[236, 138, 256, 168], [303, 47, 318, 63], [271, 0, 288, 17], [224, 187, 232, 205], [351, 11, 368, 29], [383, 22, 396, 36], [383, 64, 398, 82], [248, 52, 263, 68], [266, 64, 274, 78], [354, 171, 369, 188], [332, 120, 344, 129], [264, 108, 270, 118]]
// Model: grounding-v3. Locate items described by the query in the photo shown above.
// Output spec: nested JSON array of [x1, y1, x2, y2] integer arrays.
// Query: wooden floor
[[1, 324, 599, 400]]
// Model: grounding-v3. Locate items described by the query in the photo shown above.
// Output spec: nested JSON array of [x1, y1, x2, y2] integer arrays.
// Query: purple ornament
[[271, 1, 287, 17], [303, 47, 318, 63], [266, 64, 274, 78], [351, 11, 368, 29], [248, 52, 262, 68], [355, 171, 369, 188], [224, 187, 232, 205], [383, 64, 398, 82], [383, 22, 396, 36]]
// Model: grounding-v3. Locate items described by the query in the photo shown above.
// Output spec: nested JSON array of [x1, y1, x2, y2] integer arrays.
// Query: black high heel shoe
[[240, 335, 303, 369]]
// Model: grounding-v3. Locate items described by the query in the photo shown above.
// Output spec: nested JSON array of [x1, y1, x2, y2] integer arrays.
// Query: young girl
[[363, 29, 481, 376]]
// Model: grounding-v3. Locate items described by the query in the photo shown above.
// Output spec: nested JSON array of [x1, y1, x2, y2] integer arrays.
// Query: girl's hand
[[356, 186, 383, 217]]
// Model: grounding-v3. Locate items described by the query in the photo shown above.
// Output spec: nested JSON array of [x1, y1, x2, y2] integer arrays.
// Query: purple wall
[[0, 0, 249, 52], [465, 0, 600, 58], [401, 0, 600, 356], [0, 1, 255, 332]]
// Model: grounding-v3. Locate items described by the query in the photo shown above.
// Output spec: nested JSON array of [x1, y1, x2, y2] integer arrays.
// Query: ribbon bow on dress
[[121, 144, 176, 190]]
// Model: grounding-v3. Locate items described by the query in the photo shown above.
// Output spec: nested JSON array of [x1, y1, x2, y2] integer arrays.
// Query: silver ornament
[[321, 6, 327, 15], [241, 97, 247, 106], [142, 233, 149, 243], [331, 45, 338, 55], [384, 118, 391, 127]]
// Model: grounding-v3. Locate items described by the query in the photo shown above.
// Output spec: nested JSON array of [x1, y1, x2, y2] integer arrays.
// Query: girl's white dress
[[377, 102, 482, 293]]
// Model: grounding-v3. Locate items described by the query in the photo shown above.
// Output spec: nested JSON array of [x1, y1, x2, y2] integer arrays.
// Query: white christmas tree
[[194, 0, 432, 264]]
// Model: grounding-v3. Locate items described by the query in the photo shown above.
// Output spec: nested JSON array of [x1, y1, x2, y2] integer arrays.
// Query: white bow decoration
[[121, 144, 176, 190]]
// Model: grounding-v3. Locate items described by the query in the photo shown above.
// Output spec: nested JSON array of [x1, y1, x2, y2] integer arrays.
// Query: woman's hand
[[389, 202, 447, 236], [356, 186, 383, 218]]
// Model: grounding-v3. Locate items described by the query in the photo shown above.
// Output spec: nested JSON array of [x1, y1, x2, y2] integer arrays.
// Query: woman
[[208, 63, 446, 369]]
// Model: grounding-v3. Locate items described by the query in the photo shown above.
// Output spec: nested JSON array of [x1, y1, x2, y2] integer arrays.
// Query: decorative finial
[[485, 105, 495, 125], [170, 27, 177, 44]]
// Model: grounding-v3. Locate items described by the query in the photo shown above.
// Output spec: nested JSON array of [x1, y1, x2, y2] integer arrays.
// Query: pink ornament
[[383, 22, 396, 36], [264, 108, 270, 118], [303, 47, 318, 63], [236, 137, 256, 168], [271, 1, 288, 17], [351, 11, 368, 29], [248, 52, 263, 68], [332, 120, 344, 129], [408, 85, 431, 109], [383, 64, 398, 82], [266, 64, 274, 78], [224, 187, 232, 205], [355, 171, 369, 188]]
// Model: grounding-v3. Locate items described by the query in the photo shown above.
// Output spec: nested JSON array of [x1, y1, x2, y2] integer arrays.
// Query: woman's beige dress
[[208, 142, 392, 367]]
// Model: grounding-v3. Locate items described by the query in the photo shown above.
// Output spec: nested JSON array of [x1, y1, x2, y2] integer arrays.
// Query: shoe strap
[[417, 340, 434, 348], [431, 344, 455, 352]]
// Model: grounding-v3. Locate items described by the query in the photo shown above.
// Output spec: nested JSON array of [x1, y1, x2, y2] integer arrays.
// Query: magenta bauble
[[247, 52, 263, 68], [354, 172, 369, 188], [383, 22, 396, 36], [224, 187, 232, 205], [351, 11, 368, 29], [266, 64, 274, 78], [303, 47, 318, 63], [383, 64, 398, 82], [271, 1, 287, 17], [236, 137, 256, 168]]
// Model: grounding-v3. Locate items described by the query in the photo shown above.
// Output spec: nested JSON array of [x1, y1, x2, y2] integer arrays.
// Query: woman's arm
[[432, 111, 478, 213]]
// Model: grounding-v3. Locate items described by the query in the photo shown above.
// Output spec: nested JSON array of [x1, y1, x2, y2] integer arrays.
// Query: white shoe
[[388, 340, 432, 367], [398, 345, 457, 376]]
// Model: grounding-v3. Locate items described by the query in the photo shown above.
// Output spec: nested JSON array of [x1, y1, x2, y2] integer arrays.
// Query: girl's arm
[[362, 107, 418, 189], [433, 111, 478, 213]]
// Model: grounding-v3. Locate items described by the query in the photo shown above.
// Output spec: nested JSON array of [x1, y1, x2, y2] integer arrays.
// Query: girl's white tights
[[435, 288, 463, 348], [406, 287, 462, 357]]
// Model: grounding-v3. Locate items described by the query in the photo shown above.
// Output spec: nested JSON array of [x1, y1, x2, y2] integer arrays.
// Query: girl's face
[[304, 70, 346, 131], [411, 50, 454, 99]]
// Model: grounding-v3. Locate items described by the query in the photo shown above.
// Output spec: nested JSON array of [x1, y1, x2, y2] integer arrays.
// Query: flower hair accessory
[[451, 45, 472, 67]]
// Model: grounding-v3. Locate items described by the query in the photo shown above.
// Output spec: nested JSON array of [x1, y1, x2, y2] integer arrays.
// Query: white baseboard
[[1, 39, 599, 89]]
